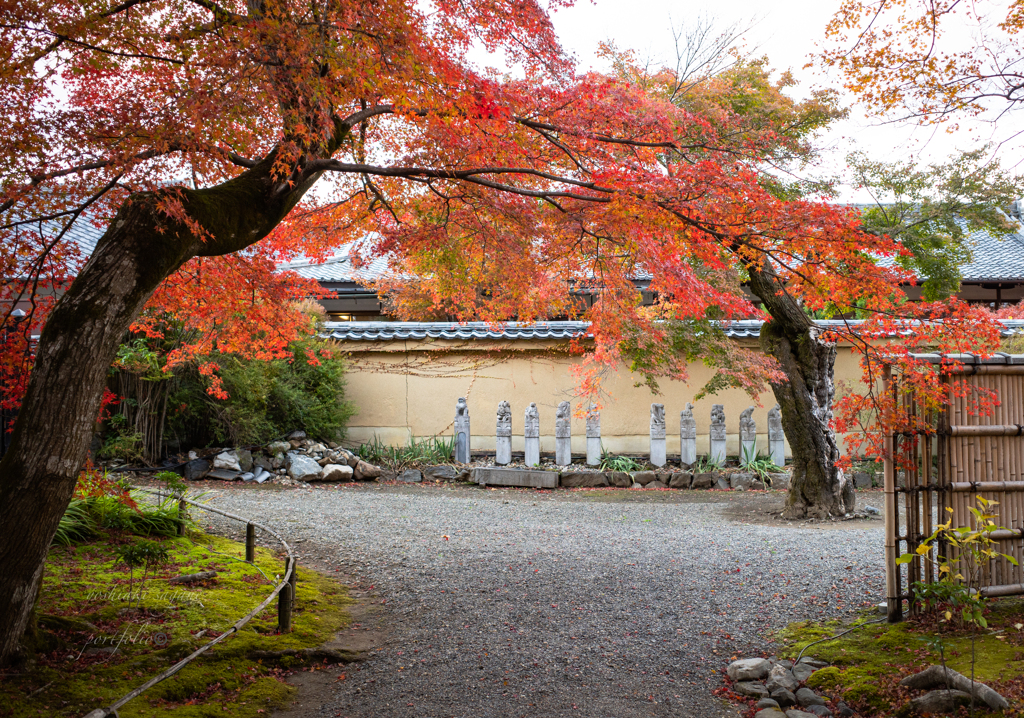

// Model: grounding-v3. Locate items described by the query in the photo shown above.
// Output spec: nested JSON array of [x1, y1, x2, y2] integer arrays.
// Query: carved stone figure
[[454, 397, 470, 464], [650, 403, 667, 467], [524, 403, 540, 466], [555, 401, 571, 466], [739, 406, 756, 442], [585, 407, 601, 466], [679, 403, 697, 467], [495, 401, 512, 465], [709, 403, 726, 465], [768, 403, 786, 467]]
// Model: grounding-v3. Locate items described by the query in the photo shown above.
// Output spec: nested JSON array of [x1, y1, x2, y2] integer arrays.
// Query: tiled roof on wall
[[323, 319, 1024, 341]]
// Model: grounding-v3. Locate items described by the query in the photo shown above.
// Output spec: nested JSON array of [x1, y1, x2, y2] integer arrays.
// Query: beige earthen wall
[[335, 336, 869, 460]]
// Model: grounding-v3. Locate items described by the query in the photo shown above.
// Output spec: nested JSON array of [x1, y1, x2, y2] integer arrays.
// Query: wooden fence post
[[883, 364, 903, 623], [245, 523, 255, 563], [177, 497, 187, 536], [278, 557, 293, 632]]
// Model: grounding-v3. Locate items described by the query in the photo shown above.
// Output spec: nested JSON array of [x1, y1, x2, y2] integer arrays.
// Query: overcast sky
[[541, 0, 1023, 201]]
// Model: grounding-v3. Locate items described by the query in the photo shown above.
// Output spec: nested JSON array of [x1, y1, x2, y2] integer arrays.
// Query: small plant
[[52, 499, 98, 547], [692, 455, 724, 473], [600, 451, 644, 473], [154, 470, 188, 495], [357, 434, 456, 470], [116, 539, 170, 609], [739, 441, 784, 482]]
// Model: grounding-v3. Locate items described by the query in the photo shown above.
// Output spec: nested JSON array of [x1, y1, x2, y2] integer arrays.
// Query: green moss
[[4, 530, 352, 718]]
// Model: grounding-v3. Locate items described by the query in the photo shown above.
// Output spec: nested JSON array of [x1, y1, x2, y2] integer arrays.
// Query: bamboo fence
[[884, 354, 1024, 623]]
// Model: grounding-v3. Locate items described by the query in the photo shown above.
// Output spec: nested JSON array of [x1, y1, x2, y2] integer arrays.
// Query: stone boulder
[[755, 710, 786, 718], [791, 663, 817, 683], [770, 688, 796, 707], [669, 472, 692, 489], [853, 471, 872, 489], [286, 454, 322, 481], [236, 449, 253, 473], [766, 665, 798, 693], [267, 440, 291, 455], [319, 464, 354, 482], [730, 472, 757, 491], [213, 451, 242, 472], [423, 465, 458, 481], [560, 472, 610, 488], [785, 711, 819, 718], [769, 473, 790, 490], [757, 699, 781, 710], [804, 707, 832, 718], [354, 460, 382, 481], [908, 690, 972, 715], [795, 687, 825, 707], [691, 472, 715, 489], [633, 471, 658, 486], [715, 474, 731, 490], [398, 469, 422, 483], [734, 681, 770, 698], [183, 459, 210, 481], [287, 430, 307, 440], [605, 471, 632, 488], [646, 480, 668, 489], [900, 665, 1008, 709], [728, 657, 771, 682]]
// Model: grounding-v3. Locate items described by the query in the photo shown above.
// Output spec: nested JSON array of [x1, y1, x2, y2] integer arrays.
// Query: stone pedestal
[[555, 401, 571, 466], [679, 403, 696, 467], [650, 403, 666, 467], [454, 397, 470, 464], [710, 404, 726, 466], [586, 408, 601, 466], [524, 403, 540, 467], [496, 400, 512, 465], [739, 406, 756, 462], [768, 404, 785, 467]]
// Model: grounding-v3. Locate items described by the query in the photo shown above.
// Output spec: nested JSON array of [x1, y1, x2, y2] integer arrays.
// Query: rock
[[757, 699, 781, 710], [328, 442, 339, 449], [691, 472, 714, 489], [630, 482, 644, 490], [835, 701, 855, 718], [289, 439, 304, 449], [633, 471, 658, 485], [271, 452, 286, 470], [863, 505, 880, 515], [267, 441, 291, 455], [647, 480, 668, 489], [656, 471, 673, 484], [183, 459, 210, 480], [472, 467, 558, 488], [423, 465, 458, 481], [398, 469, 422, 483], [669, 472, 692, 489], [805, 707, 832, 718], [309, 442, 327, 454], [715, 474, 731, 490], [774, 660, 794, 669], [899, 665, 1009, 709], [771, 688, 797, 707], [728, 658, 771, 682], [853, 471, 872, 489], [785, 711, 818, 718], [792, 663, 817, 682], [769, 472, 790, 490], [755, 710, 787, 718], [767, 665, 798, 693], [286, 454, 322, 481], [730, 472, 756, 491], [236, 449, 253, 472], [254, 455, 274, 471], [287, 430, 307, 440], [908, 690, 972, 715], [213, 451, 242, 471], [207, 468, 241, 480], [795, 687, 826, 707], [797, 658, 828, 669], [842, 478, 856, 512], [316, 456, 331, 467], [354, 460, 382, 481], [319, 464, 354, 482], [560, 472, 609, 488], [605, 471, 632, 488], [734, 681, 770, 698]]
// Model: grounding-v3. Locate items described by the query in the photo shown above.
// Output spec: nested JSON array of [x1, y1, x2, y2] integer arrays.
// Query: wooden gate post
[[883, 365, 903, 622], [245, 523, 255, 563], [278, 557, 293, 632]]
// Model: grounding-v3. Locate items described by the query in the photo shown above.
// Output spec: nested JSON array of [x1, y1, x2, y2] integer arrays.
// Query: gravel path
[[200, 484, 885, 718]]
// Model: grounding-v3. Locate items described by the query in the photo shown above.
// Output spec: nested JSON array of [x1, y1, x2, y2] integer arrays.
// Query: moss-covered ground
[[764, 599, 1024, 716], [0, 530, 352, 718]]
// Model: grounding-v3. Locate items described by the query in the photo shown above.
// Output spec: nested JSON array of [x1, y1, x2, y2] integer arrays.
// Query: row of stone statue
[[453, 398, 786, 468]]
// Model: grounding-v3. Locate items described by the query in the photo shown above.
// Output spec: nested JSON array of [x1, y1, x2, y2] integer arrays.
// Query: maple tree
[[0, 0, 1002, 663]]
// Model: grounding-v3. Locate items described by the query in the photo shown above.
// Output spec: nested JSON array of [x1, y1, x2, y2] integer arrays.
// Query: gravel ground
[[198, 483, 885, 718]]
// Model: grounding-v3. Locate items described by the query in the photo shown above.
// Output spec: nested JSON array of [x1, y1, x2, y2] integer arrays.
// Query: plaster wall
[[337, 338, 868, 460]]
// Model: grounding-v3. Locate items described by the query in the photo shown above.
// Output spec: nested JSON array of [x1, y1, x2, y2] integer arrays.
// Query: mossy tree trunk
[[748, 264, 854, 519], [0, 152, 324, 664]]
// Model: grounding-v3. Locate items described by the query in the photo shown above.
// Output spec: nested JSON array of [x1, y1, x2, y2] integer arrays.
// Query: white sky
[[544, 0, 1023, 201]]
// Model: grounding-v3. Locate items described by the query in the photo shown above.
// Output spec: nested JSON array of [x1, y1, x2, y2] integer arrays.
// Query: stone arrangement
[[495, 400, 512, 466], [524, 403, 541, 467], [454, 397, 470, 464], [649, 403, 666, 467], [586, 407, 601, 466], [555, 401, 572, 466]]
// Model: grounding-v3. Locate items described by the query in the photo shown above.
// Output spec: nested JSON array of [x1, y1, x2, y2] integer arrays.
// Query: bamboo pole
[[948, 365, 1024, 375], [884, 366, 902, 622]]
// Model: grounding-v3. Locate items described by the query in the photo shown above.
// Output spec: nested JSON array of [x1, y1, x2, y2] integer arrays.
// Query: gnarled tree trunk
[[747, 265, 854, 519], [0, 153, 321, 663]]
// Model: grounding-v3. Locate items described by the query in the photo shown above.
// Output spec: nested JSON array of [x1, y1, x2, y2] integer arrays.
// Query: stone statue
[[555, 401, 571, 466], [454, 397, 470, 464], [524, 403, 540, 466], [679, 403, 697, 466], [709, 404, 726, 464], [739, 406, 756, 443], [768, 403, 785, 467], [495, 401, 512, 465], [585, 406, 601, 466], [650, 403, 666, 467]]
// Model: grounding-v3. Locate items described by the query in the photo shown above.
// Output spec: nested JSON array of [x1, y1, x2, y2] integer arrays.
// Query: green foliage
[[599, 452, 645, 473], [52, 499, 98, 547], [167, 337, 354, 447], [739, 440, 783, 481], [357, 434, 455, 470], [155, 470, 188, 495], [692, 454, 724, 473], [89, 494, 189, 539], [98, 428, 145, 463], [117, 538, 171, 609]]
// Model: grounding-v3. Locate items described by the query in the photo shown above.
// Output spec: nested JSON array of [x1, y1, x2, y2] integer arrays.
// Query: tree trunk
[[747, 265, 854, 519], [0, 152, 320, 663]]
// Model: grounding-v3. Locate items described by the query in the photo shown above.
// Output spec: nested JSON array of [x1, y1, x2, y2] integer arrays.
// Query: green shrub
[[166, 337, 354, 447]]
